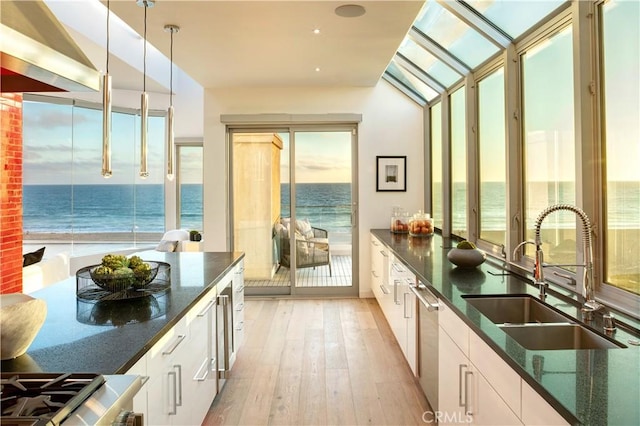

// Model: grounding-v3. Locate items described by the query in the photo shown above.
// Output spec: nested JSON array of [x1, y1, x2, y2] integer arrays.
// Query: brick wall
[[1, 93, 23, 294]]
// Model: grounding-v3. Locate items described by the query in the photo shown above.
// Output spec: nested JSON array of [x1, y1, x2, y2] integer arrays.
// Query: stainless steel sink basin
[[499, 323, 625, 350], [463, 295, 570, 324]]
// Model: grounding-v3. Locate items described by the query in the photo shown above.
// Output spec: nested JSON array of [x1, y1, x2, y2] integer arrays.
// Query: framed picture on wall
[[376, 156, 406, 192]]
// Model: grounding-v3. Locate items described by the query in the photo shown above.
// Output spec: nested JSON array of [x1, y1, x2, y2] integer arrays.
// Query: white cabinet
[[231, 260, 245, 368], [389, 256, 418, 375], [185, 286, 218, 424], [125, 262, 244, 426], [521, 381, 570, 426], [369, 233, 568, 426], [370, 235, 389, 300], [128, 355, 147, 417], [438, 303, 522, 426], [145, 316, 192, 425], [370, 236, 418, 376]]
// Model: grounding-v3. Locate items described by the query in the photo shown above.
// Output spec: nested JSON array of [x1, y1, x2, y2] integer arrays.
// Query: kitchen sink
[[498, 323, 625, 350], [463, 294, 571, 325], [462, 294, 626, 350]]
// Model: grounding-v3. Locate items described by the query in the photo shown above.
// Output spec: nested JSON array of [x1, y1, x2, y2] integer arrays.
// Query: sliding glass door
[[291, 130, 355, 295], [230, 125, 358, 296]]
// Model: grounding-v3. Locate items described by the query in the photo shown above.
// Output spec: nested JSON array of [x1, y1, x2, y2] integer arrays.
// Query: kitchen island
[[371, 230, 640, 426], [2, 250, 244, 374]]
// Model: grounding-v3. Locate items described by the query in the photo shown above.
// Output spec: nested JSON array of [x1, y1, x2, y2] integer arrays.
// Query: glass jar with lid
[[409, 210, 434, 237], [390, 207, 409, 233]]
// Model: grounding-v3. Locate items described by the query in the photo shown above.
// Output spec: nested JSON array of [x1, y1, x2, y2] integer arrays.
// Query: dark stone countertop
[[2, 251, 244, 375], [371, 230, 640, 426]]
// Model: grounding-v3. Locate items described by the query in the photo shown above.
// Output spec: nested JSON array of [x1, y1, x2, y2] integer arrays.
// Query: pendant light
[[101, 0, 112, 178], [138, 0, 154, 179], [164, 24, 179, 181]]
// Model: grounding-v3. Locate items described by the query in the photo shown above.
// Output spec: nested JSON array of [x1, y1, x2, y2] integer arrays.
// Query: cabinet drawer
[[469, 331, 521, 417], [439, 302, 469, 355], [147, 316, 189, 374], [521, 380, 569, 425]]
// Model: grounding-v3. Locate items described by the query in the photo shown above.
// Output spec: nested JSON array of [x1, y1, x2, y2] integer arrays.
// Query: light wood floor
[[203, 298, 431, 426], [246, 255, 352, 288]]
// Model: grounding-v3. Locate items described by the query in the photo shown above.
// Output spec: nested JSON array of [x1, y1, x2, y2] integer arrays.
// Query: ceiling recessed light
[[313, 28, 321, 35], [315, 67, 321, 72], [335, 4, 366, 18]]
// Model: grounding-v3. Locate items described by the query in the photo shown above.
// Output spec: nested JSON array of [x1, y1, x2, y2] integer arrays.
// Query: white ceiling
[[92, 0, 424, 91]]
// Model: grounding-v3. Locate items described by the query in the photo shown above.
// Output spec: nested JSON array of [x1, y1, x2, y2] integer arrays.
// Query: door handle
[[458, 364, 467, 408], [168, 371, 177, 415], [394, 280, 401, 305], [197, 299, 215, 317], [403, 292, 412, 318], [162, 334, 186, 355], [464, 370, 474, 416], [174, 364, 183, 407], [380, 285, 390, 295], [194, 357, 209, 381]]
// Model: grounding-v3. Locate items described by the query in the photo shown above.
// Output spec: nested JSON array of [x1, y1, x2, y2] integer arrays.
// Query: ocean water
[[23, 184, 202, 234], [281, 183, 353, 241], [22, 181, 638, 237]]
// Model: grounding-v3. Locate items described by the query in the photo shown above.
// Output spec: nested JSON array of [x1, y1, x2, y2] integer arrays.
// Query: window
[[599, 0, 640, 296], [22, 95, 165, 253], [521, 24, 576, 266], [177, 145, 203, 231], [478, 67, 507, 246], [430, 102, 443, 229], [450, 87, 467, 238]]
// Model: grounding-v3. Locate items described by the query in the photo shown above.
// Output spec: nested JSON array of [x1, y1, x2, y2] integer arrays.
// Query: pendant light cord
[[106, 0, 110, 72], [143, 3, 147, 93], [170, 29, 174, 108]]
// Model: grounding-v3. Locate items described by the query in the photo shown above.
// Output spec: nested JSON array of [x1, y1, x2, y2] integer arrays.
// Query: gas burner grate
[[0, 373, 105, 426]]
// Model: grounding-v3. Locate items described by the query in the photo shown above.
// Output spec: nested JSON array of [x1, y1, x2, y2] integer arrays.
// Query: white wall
[[203, 80, 424, 297]]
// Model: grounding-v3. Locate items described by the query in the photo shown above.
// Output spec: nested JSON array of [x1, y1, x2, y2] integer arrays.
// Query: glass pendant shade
[[140, 91, 149, 178], [166, 105, 175, 180], [102, 0, 112, 178], [102, 74, 112, 178]]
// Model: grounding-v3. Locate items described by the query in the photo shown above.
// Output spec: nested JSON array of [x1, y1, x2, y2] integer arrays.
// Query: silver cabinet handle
[[372, 271, 379, 278], [235, 321, 244, 331], [394, 280, 401, 305], [197, 299, 216, 317], [235, 302, 244, 312], [380, 284, 390, 295], [235, 284, 245, 293], [210, 357, 217, 373], [372, 240, 379, 246], [403, 292, 412, 319], [458, 364, 467, 408], [162, 334, 186, 356], [194, 357, 209, 381], [168, 371, 177, 415], [174, 364, 183, 407], [380, 250, 388, 257], [464, 370, 474, 416], [392, 262, 406, 273]]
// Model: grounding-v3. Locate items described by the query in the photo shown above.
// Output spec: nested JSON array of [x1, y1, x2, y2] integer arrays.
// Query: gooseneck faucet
[[533, 204, 605, 318]]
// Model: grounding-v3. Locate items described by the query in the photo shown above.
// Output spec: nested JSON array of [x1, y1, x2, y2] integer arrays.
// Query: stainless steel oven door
[[412, 282, 439, 411], [64, 375, 143, 425]]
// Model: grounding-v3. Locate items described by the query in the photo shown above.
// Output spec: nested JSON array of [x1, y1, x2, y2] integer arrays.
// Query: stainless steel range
[[0, 373, 143, 425]]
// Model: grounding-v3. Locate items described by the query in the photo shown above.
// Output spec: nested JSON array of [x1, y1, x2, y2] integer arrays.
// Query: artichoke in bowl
[[89, 254, 159, 293]]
